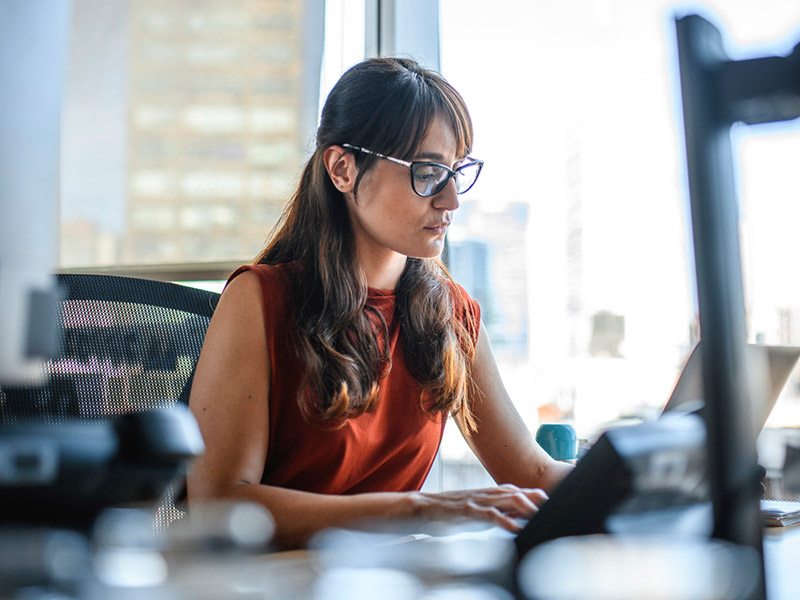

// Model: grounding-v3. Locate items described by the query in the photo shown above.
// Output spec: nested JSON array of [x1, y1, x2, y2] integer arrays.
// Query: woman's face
[[346, 115, 461, 264]]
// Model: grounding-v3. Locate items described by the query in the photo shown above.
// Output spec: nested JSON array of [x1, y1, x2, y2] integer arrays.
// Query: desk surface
[[236, 526, 800, 600], [251, 525, 800, 600], [764, 523, 800, 600]]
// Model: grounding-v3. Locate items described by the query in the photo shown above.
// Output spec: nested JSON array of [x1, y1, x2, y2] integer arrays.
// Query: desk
[[239, 526, 800, 600], [257, 525, 800, 600], [764, 523, 800, 600], [8, 522, 798, 598]]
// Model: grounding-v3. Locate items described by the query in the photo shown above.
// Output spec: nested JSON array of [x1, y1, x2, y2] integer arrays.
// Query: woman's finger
[[414, 485, 551, 529], [463, 501, 525, 532]]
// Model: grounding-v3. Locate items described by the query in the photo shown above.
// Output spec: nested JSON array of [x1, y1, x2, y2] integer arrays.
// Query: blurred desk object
[[761, 500, 800, 527]]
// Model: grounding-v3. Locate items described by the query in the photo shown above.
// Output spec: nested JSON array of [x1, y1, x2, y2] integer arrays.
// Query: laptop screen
[[662, 342, 800, 435]]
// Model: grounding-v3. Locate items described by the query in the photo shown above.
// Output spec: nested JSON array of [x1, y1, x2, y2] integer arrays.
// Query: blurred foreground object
[[312, 518, 517, 596], [165, 500, 276, 553], [0, 407, 203, 529], [674, 12, 800, 599], [517, 534, 761, 600]]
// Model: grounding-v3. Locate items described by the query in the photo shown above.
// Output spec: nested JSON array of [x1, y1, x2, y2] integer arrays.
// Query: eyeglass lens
[[411, 162, 481, 197]]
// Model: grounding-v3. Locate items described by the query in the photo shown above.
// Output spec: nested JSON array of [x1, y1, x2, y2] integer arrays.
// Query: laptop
[[662, 342, 800, 435]]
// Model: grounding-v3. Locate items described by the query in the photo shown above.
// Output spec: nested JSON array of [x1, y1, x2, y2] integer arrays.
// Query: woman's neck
[[358, 250, 407, 291]]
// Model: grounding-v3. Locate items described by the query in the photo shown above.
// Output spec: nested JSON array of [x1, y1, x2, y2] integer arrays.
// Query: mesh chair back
[[0, 274, 220, 530]]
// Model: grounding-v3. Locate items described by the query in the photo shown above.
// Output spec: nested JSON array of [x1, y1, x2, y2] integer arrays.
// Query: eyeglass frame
[[341, 143, 484, 198]]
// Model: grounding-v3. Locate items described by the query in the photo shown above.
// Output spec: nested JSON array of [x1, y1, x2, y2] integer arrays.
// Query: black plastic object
[[515, 415, 709, 559], [0, 407, 204, 530]]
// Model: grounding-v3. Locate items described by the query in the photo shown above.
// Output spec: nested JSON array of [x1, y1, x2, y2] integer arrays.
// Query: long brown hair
[[257, 57, 477, 429]]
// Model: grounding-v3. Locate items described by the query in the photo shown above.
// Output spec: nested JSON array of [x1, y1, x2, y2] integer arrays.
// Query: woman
[[187, 57, 572, 550]]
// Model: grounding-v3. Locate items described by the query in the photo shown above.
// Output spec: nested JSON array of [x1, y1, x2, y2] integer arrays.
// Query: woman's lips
[[424, 222, 449, 235]]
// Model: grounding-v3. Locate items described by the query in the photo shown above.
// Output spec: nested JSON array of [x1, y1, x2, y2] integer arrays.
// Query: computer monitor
[[0, 1, 72, 385], [675, 14, 800, 599]]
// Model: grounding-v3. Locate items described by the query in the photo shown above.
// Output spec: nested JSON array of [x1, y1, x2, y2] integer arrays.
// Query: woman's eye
[[414, 166, 440, 182]]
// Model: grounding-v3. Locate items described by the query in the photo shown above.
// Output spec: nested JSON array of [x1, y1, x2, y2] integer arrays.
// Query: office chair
[[0, 273, 220, 531]]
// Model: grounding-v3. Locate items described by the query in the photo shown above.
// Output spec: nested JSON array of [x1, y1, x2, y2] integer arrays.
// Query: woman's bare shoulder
[[222, 268, 263, 304], [199, 269, 268, 366]]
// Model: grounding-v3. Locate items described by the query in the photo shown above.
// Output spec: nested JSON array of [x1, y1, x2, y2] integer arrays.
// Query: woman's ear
[[323, 145, 357, 194]]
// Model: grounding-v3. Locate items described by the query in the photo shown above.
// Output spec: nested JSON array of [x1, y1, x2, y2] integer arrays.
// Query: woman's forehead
[[410, 115, 466, 160]]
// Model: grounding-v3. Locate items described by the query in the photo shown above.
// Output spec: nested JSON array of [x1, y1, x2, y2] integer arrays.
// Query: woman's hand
[[412, 484, 548, 532]]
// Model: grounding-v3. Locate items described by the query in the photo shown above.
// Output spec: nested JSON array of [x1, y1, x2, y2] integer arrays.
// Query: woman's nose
[[432, 178, 460, 211]]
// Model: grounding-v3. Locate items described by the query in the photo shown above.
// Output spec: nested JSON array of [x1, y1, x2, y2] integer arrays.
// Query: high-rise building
[[61, 0, 323, 268], [449, 200, 529, 360], [125, 0, 323, 265]]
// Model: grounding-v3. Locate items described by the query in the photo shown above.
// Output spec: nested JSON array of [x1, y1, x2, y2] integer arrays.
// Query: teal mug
[[536, 423, 578, 462]]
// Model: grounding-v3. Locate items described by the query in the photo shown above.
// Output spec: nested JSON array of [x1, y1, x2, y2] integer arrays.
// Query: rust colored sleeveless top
[[229, 263, 480, 495]]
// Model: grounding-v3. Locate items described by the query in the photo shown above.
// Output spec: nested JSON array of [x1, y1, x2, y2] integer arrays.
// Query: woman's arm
[[187, 271, 272, 510], [188, 275, 549, 549], [454, 324, 574, 493]]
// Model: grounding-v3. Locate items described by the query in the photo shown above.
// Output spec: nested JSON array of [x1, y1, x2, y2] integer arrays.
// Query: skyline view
[[436, 0, 800, 473]]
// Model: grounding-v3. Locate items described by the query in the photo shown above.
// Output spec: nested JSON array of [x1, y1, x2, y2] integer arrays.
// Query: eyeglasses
[[342, 143, 484, 198]]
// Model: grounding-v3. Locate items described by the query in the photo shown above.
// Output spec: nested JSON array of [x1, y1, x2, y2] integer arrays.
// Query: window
[[60, 0, 324, 271], [438, 0, 800, 483]]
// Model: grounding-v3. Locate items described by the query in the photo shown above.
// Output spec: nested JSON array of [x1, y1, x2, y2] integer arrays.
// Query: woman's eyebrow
[[414, 151, 465, 164], [414, 151, 448, 162]]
